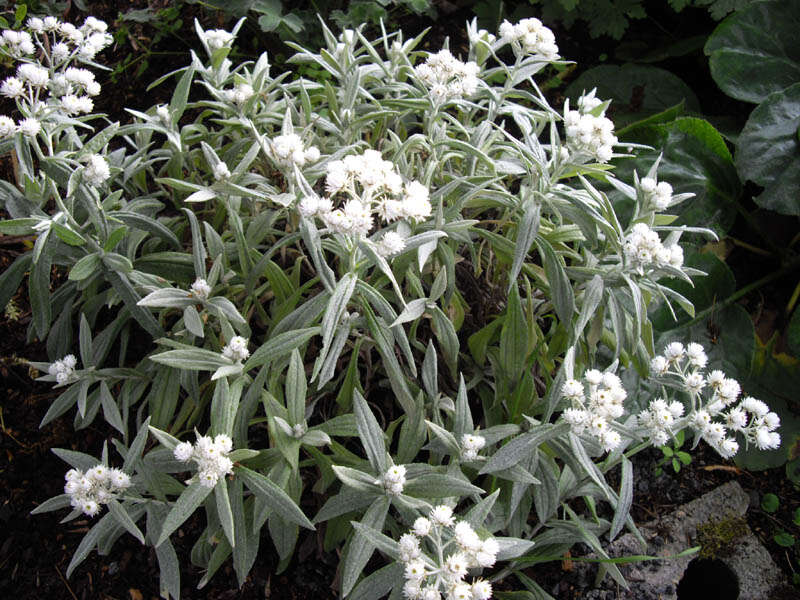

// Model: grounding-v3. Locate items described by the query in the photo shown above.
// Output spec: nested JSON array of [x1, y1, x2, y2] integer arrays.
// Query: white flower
[[205, 29, 234, 50], [48, 354, 78, 384], [18, 63, 49, 87], [0, 115, 15, 137], [156, 105, 170, 124], [685, 372, 705, 394], [83, 154, 110, 187], [413, 517, 432, 537], [1, 77, 24, 98], [562, 379, 584, 399], [222, 336, 250, 362], [741, 396, 768, 417], [43, 16, 60, 31], [472, 580, 492, 600], [82, 16, 109, 33], [376, 231, 406, 257], [716, 437, 739, 459], [650, 355, 669, 375], [443, 552, 469, 581], [109, 468, 131, 489], [430, 505, 455, 527], [191, 278, 212, 300], [212, 161, 231, 180], [174, 441, 194, 462], [686, 342, 708, 368], [454, 521, 481, 552], [763, 412, 780, 430], [298, 196, 319, 218], [27, 17, 45, 32], [415, 49, 480, 101], [450, 583, 472, 600], [399, 533, 421, 561], [664, 342, 685, 362], [61, 94, 94, 115], [405, 559, 426, 581], [755, 428, 780, 450], [382, 464, 407, 495]]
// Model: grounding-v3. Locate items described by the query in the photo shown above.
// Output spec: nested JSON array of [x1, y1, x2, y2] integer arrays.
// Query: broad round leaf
[[736, 83, 800, 215], [705, 1, 800, 104], [614, 117, 740, 236], [566, 64, 700, 127]]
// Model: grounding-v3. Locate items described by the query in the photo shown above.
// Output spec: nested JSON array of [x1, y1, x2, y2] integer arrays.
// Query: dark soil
[[2, 1, 800, 599]]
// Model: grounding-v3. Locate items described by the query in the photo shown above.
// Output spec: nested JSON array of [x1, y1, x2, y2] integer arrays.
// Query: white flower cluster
[[637, 342, 781, 457], [222, 336, 250, 362], [204, 29, 234, 51], [498, 18, 559, 60], [560, 369, 627, 452], [82, 153, 110, 187], [63, 464, 131, 517], [221, 82, 254, 106], [638, 176, 673, 212], [191, 277, 212, 300], [300, 149, 431, 253], [269, 133, 320, 168], [173, 433, 234, 487], [460, 434, 486, 462], [380, 464, 407, 496], [563, 91, 617, 163], [0, 18, 109, 138], [415, 49, 480, 102], [399, 505, 498, 600], [48, 354, 78, 385], [623, 223, 683, 274]]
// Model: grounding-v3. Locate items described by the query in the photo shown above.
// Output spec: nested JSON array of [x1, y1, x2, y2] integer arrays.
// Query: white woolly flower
[[430, 505, 455, 527], [460, 433, 486, 461], [0, 115, 15, 137], [415, 49, 480, 102], [48, 354, 78, 385], [376, 231, 406, 257], [498, 18, 559, 60], [755, 428, 780, 450], [413, 517, 432, 537], [686, 342, 708, 368], [174, 441, 194, 462], [562, 379, 584, 400], [1, 76, 24, 98], [205, 29, 234, 50], [382, 464, 407, 495], [222, 336, 250, 362], [213, 161, 231, 180], [83, 154, 110, 187], [443, 552, 469, 581], [61, 94, 94, 115], [64, 463, 132, 517], [18, 63, 49, 87], [471, 580, 492, 600], [271, 133, 307, 167], [175, 433, 235, 487], [191, 278, 212, 300]]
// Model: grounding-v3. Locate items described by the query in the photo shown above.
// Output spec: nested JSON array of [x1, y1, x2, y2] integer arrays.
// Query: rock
[[565, 481, 789, 600]]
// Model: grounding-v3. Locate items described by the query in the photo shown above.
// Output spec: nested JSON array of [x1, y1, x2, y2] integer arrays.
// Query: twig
[[54, 565, 78, 600]]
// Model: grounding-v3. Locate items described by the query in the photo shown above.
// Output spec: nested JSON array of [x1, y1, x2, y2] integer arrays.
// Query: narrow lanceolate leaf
[[350, 521, 401, 559], [342, 496, 390, 598], [535, 238, 575, 326], [107, 498, 146, 544], [155, 538, 181, 600], [403, 473, 484, 498], [353, 389, 388, 474], [286, 349, 307, 425], [499, 283, 528, 383], [244, 327, 320, 371], [510, 199, 541, 288], [66, 513, 115, 577], [237, 466, 314, 530], [157, 482, 213, 546], [574, 275, 604, 340], [480, 423, 571, 474], [149, 347, 228, 371], [349, 562, 404, 600], [609, 456, 633, 541], [215, 480, 236, 548], [321, 272, 357, 351]]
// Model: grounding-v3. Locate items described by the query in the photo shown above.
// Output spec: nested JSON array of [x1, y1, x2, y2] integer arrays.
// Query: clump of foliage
[[0, 8, 785, 600]]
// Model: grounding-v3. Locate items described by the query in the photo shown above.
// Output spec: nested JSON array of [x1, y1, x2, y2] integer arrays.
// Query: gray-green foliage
[[2, 12, 730, 599]]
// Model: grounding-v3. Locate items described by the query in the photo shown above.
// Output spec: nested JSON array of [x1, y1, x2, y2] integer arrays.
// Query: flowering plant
[[2, 10, 781, 600]]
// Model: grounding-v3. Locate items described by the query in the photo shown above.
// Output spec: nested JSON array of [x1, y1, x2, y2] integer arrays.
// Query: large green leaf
[[705, 0, 800, 104], [735, 83, 800, 215], [566, 64, 700, 127], [614, 117, 740, 237], [651, 252, 736, 331]]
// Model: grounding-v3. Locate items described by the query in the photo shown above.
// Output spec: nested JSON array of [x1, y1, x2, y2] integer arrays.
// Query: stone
[[565, 481, 790, 599]]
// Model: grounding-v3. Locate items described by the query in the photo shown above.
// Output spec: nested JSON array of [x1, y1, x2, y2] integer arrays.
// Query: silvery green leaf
[[286, 349, 307, 424], [421, 341, 438, 400], [353, 389, 388, 474], [155, 538, 181, 600], [342, 496, 390, 598], [273, 415, 295, 438], [495, 463, 542, 485], [532, 454, 560, 524], [156, 482, 213, 547], [107, 498, 146, 544], [464, 489, 500, 530], [228, 449, 260, 462], [302, 429, 331, 446], [150, 347, 228, 371], [574, 275, 604, 341], [148, 425, 181, 451], [535, 237, 575, 326], [390, 298, 427, 327], [245, 327, 320, 371], [568, 433, 612, 501], [362, 306, 415, 415], [99, 381, 125, 434], [52, 447, 99, 471], [66, 512, 115, 577], [499, 283, 528, 383], [480, 423, 571, 474], [510, 199, 541, 287], [237, 466, 314, 530], [425, 420, 461, 456], [215, 480, 236, 548], [123, 416, 151, 472], [349, 562, 404, 600], [609, 456, 633, 541], [313, 488, 377, 523], [350, 521, 401, 559], [183, 305, 205, 338], [207, 296, 247, 326], [332, 465, 381, 494], [403, 473, 483, 498], [30, 494, 72, 514], [495, 536, 535, 561], [313, 317, 351, 388], [417, 239, 438, 271]]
